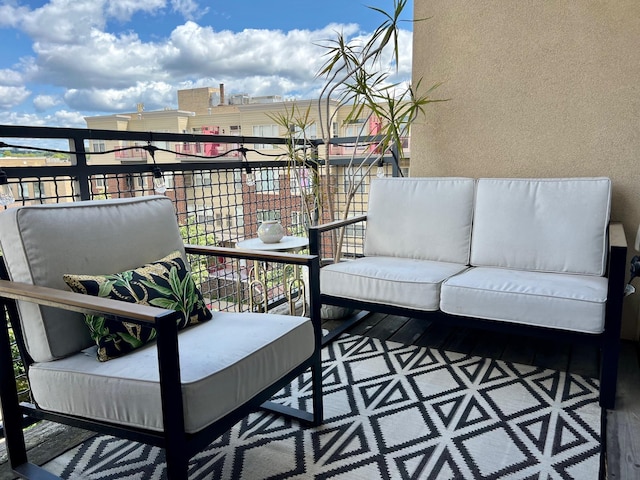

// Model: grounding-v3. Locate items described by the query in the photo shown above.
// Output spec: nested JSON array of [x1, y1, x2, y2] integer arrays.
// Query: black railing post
[[69, 133, 91, 201]]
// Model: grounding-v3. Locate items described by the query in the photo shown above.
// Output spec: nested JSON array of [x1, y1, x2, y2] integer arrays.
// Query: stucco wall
[[411, 1, 640, 339]]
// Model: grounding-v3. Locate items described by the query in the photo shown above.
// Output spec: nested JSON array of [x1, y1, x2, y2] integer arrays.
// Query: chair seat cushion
[[28, 312, 314, 434], [440, 267, 608, 333], [321, 256, 469, 311]]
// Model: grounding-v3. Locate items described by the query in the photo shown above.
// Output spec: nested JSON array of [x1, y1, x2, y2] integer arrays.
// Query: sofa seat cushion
[[321, 256, 469, 311], [28, 312, 314, 434], [440, 267, 608, 334]]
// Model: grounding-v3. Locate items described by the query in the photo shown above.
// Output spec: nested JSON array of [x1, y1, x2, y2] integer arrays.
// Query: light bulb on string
[[245, 166, 256, 187], [145, 142, 166, 194], [376, 159, 385, 178], [152, 166, 167, 194], [0, 168, 15, 206]]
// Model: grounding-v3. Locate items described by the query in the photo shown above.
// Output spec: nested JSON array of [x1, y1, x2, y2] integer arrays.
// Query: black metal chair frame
[[310, 216, 628, 410], [0, 245, 323, 480]]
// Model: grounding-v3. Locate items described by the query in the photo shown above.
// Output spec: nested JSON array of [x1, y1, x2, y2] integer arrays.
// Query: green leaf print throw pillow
[[64, 250, 212, 361]]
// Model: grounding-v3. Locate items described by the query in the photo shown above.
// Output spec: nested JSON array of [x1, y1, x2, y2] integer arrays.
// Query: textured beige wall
[[412, 1, 640, 339]]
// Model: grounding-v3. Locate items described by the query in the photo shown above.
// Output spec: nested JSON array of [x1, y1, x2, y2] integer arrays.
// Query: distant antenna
[[136, 103, 144, 113]]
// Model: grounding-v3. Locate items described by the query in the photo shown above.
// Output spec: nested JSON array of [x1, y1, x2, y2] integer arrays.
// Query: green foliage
[[313, 0, 446, 259], [179, 216, 216, 288], [268, 104, 321, 231]]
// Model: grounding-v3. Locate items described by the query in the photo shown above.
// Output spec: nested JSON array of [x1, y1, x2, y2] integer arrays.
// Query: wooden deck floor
[[324, 311, 640, 480]]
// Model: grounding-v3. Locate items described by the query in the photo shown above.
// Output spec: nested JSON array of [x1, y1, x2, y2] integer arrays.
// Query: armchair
[[0, 196, 323, 479]]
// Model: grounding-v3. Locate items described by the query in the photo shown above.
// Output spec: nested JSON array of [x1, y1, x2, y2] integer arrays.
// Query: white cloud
[[171, 0, 206, 20], [0, 68, 25, 86], [33, 95, 62, 111], [0, 86, 31, 109], [1, 0, 413, 126], [64, 82, 176, 112], [0, 109, 85, 128]]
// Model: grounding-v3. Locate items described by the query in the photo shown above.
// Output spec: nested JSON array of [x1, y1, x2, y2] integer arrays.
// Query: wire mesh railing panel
[[0, 125, 402, 414]]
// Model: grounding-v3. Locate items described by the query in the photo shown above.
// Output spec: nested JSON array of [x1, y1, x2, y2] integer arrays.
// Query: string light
[[376, 158, 385, 178], [239, 145, 256, 186], [144, 142, 166, 194], [152, 166, 167, 194]]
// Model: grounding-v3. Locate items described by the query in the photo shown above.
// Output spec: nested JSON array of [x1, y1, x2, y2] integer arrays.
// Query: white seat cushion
[[440, 267, 608, 334], [321, 256, 469, 311], [27, 312, 314, 434]]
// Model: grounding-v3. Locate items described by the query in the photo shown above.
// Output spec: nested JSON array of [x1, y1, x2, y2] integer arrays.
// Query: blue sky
[[0, 0, 414, 128]]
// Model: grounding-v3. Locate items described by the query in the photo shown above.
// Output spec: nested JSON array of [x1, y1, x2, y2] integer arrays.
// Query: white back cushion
[[364, 177, 475, 264], [0, 196, 186, 362], [470, 178, 611, 275]]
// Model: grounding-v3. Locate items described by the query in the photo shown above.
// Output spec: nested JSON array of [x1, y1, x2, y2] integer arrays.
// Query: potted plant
[[271, 0, 445, 317]]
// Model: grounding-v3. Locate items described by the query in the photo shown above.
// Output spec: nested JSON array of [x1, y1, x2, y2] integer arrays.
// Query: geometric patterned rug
[[45, 335, 603, 479]]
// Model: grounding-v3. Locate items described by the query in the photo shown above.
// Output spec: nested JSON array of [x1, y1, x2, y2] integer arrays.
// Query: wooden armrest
[[0, 279, 178, 326], [308, 214, 368, 234], [608, 222, 627, 250], [185, 244, 317, 267]]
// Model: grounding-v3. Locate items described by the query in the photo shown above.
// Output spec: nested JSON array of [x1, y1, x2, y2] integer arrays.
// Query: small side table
[[236, 236, 309, 315]]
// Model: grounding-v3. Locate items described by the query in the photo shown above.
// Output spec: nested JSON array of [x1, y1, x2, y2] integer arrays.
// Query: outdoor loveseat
[[309, 177, 627, 409]]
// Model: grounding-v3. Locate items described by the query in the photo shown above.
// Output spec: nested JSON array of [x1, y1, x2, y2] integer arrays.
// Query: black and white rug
[[46, 335, 603, 479]]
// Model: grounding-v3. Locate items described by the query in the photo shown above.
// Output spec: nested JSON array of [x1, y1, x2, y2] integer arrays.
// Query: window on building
[[33, 181, 45, 198], [289, 168, 312, 195], [344, 166, 366, 194], [18, 183, 30, 198], [233, 170, 243, 189], [344, 120, 368, 138], [291, 123, 317, 140], [236, 205, 244, 227], [257, 210, 281, 222], [196, 207, 215, 224], [164, 173, 175, 190], [253, 124, 278, 149], [230, 125, 241, 135], [256, 169, 280, 193], [95, 176, 106, 188], [91, 140, 106, 153], [194, 171, 212, 186]]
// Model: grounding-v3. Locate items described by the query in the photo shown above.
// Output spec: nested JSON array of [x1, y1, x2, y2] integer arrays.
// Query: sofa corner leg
[[599, 344, 620, 410]]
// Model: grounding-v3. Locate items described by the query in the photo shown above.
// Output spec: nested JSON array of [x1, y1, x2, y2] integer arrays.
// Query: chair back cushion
[[470, 178, 611, 275], [0, 196, 186, 362], [363, 177, 475, 264]]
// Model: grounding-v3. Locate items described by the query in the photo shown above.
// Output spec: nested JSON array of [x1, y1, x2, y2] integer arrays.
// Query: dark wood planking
[[500, 334, 538, 365], [568, 343, 600, 379], [470, 330, 509, 360], [388, 317, 432, 345], [414, 322, 456, 350], [441, 327, 481, 355], [605, 341, 640, 480], [363, 315, 411, 341], [532, 340, 571, 372], [347, 312, 388, 336]]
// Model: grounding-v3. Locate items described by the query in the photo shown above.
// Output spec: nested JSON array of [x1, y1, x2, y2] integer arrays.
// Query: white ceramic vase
[[258, 220, 285, 243]]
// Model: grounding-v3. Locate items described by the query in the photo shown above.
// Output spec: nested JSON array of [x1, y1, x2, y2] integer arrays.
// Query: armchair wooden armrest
[[0, 279, 180, 327], [185, 244, 317, 267]]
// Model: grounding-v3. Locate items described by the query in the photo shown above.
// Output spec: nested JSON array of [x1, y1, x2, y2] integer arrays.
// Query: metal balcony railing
[[0, 123, 404, 409]]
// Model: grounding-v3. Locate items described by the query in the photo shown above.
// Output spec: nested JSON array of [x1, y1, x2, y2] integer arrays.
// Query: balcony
[[0, 125, 638, 479]]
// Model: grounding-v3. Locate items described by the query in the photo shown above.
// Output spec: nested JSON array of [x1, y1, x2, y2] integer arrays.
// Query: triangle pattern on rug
[[45, 334, 603, 480]]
